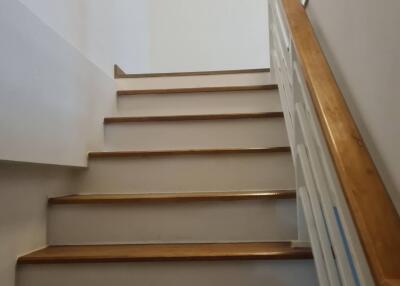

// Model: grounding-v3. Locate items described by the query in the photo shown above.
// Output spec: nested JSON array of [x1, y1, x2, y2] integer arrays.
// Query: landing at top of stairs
[[114, 65, 270, 78]]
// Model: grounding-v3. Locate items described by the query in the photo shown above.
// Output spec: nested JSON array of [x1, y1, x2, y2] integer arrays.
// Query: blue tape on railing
[[333, 207, 361, 286]]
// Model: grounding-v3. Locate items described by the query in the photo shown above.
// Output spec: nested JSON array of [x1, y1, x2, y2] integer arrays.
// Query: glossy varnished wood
[[281, 0, 400, 284], [117, 85, 277, 96], [114, 64, 269, 78], [18, 242, 312, 264], [49, 190, 296, 205], [88, 147, 291, 159], [104, 112, 284, 124]]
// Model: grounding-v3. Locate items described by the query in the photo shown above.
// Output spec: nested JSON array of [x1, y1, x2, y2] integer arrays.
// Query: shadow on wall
[[0, 161, 81, 286]]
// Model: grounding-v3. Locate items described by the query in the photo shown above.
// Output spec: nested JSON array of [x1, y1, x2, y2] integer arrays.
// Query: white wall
[[148, 0, 270, 72], [18, 0, 151, 76], [0, 161, 78, 286], [0, 0, 115, 167], [305, 0, 400, 211], [18, 0, 270, 74], [0, 3, 270, 286]]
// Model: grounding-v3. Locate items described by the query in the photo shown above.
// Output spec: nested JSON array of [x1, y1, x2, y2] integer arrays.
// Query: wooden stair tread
[[88, 147, 291, 158], [114, 64, 270, 78], [18, 242, 312, 264], [117, 85, 278, 96], [104, 112, 283, 124], [49, 190, 296, 204]]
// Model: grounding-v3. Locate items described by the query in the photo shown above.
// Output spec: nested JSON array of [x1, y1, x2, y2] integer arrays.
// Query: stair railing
[[300, 0, 309, 8], [269, 0, 400, 285]]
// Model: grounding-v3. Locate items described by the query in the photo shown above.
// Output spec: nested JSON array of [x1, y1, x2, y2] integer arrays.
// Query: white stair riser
[[116, 72, 273, 90], [104, 118, 288, 150], [18, 260, 317, 286], [48, 198, 297, 245], [77, 153, 295, 194], [117, 90, 281, 116]]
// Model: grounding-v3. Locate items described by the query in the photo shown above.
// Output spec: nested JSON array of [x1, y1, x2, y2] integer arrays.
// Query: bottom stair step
[[17, 243, 318, 286], [18, 242, 312, 264]]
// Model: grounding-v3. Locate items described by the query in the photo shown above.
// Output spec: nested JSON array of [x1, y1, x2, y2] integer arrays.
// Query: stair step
[[116, 67, 275, 91], [48, 190, 297, 245], [114, 65, 269, 78], [104, 115, 287, 150], [104, 112, 283, 124], [18, 242, 312, 264], [88, 147, 290, 159], [78, 149, 294, 194], [117, 85, 277, 96], [49, 190, 296, 204], [117, 88, 280, 117]]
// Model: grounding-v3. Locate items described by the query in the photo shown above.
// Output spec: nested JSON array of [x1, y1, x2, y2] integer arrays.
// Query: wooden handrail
[[280, 0, 400, 285]]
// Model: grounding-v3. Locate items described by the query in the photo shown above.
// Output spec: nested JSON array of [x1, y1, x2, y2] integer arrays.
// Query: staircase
[[17, 69, 318, 286]]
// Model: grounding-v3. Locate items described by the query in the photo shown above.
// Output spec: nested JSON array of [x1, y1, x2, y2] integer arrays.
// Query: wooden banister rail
[[280, 0, 400, 285]]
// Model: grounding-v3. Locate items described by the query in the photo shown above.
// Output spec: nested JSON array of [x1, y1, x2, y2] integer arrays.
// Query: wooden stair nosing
[[104, 112, 284, 124], [117, 85, 278, 96], [49, 190, 296, 205], [18, 242, 312, 264], [88, 147, 291, 159], [114, 64, 270, 78]]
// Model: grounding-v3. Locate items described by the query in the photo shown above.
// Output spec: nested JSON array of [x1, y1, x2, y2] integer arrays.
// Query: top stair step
[[114, 65, 270, 78], [18, 242, 312, 264], [117, 85, 278, 96], [115, 66, 276, 90]]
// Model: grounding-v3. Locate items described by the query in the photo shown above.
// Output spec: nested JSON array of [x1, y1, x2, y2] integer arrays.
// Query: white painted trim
[[297, 145, 341, 286], [291, 240, 311, 248], [269, 1, 375, 284], [298, 187, 331, 286], [295, 100, 356, 286], [293, 61, 374, 286]]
